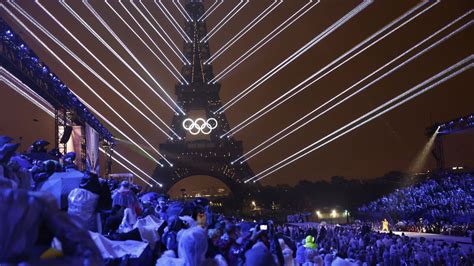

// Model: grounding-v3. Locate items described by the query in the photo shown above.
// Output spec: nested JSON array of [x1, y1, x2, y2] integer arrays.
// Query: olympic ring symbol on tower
[[182, 118, 218, 135]]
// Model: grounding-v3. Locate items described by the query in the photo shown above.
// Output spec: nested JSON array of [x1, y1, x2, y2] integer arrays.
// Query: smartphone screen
[[260, 224, 268, 230]]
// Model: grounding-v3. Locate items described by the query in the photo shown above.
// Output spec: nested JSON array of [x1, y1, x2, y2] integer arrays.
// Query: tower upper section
[[181, 0, 215, 85]]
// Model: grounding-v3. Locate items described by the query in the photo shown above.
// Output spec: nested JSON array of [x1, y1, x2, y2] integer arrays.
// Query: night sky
[[1, 0, 473, 194]]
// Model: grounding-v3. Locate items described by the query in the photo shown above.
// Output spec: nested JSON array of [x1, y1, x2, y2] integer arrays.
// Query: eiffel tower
[[153, 0, 253, 193]]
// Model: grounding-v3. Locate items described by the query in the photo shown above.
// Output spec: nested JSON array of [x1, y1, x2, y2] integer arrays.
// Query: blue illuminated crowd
[[358, 173, 474, 237], [0, 136, 473, 265]]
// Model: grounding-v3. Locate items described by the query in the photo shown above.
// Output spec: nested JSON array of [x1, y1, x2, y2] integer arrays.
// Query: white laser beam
[[201, 0, 250, 43], [34, 0, 183, 138], [1, 4, 170, 166], [176, 0, 193, 21], [105, 0, 190, 83], [10, 1, 178, 140], [58, 0, 185, 115], [248, 57, 473, 182], [199, 0, 224, 22], [84, 0, 187, 86], [111, 148, 160, 185], [129, 0, 190, 65], [210, 0, 320, 83], [222, 0, 444, 138], [1, 68, 158, 187], [100, 147, 157, 187], [0, 72, 55, 118], [1, 67, 54, 111], [237, 19, 472, 164], [198, 0, 219, 22], [173, 0, 193, 22], [217, 0, 372, 115], [154, 0, 192, 43], [206, 0, 283, 64], [233, 1, 459, 163]]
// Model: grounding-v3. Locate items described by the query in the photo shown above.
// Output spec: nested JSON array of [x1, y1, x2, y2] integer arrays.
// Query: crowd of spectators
[[358, 173, 474, 236], [389, 220, 473, 237], [1, 136, 473, 265], [279, 224, 474, 265], [287, 213, 312, 223]]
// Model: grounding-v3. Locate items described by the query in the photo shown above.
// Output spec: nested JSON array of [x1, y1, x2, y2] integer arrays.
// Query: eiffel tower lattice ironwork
[[153, 0, 253, 193]]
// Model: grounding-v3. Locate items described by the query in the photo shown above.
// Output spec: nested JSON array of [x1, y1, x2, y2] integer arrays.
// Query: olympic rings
[[182, 118, 218, 135]]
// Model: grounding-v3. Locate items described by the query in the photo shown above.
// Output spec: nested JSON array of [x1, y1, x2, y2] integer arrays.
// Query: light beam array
[[205, 0, 283, 64], [84, 0, 186, 84], [1, 4, 172, 167], [246, 57, 473, 183], [0, 68, 55, 118], [173, 0, 193, 22], [153, 0, 192, 43], [128, 0, 190, 65], [198, 0, 223, 22], [104, 0, 189, 80], [99, 147, 156, 187], [0, 67, 157, 186], [216, 0, 373, 116], [9, 1, 179, 140], [221, 0, 442, 138], [232, 3, 467, 163], [235, 16, 472, 164], [58, 0, 185, 115], [209, 0, 321, 83], [200, 0, 250, 43]]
